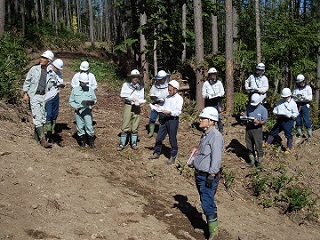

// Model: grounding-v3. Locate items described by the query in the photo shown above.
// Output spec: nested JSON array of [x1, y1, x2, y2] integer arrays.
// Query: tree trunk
[[255, 0, 262, 62], [193, 0, 205, 110], [20, 0, 25, 37], [139, 0, 149, 84], [181, 0, 187, 63], [225, 0, 234, 113], [211, 0, 218, 54], [88, 0, 95, 46], [40, 0, 45, 21], [34, 0, 39, 24], [315, 45, 320, 114], [0, 0, 5, 37], [153, 28, 158, 75]]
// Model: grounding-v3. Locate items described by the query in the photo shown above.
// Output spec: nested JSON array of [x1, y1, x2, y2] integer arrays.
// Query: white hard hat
[[208, 67, 218, 74], [250, 93, 261, 106], [296, 74, 305, 83], [256, 62, 265, 71], [199, 107, 219, 121], [80, 61, 90, 71], [281, 88, 292, 98], [79, 72, 89, 83], [130, 69, 141, 76], [52, 59, 64, 70], [155, 70, 167, 79], [41, 50, 54, 61], [169, 80, 179, 90]]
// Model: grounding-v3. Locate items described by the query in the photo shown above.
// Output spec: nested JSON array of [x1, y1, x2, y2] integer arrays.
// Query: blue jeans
[[269, 117, 294, 139], [195, 174, 219, 218], [154, 117, 179, 157], [296, 105, 311, 129], [45, 93, 59, 122]]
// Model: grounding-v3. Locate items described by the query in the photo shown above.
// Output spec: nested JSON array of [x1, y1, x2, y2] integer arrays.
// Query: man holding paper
[[202, 67, 225, 133], [117, 69, 145, 151], [69, 72, 97, 148], [148, 80, 183, 165]]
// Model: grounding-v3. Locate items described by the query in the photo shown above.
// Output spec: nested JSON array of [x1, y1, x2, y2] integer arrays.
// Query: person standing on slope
[[71, 61, 98, 90]]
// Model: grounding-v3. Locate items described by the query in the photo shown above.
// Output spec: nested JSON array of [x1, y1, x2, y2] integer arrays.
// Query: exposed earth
[[0, 50, 319, 240]]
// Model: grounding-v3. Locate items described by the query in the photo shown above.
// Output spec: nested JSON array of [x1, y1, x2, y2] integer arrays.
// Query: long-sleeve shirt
[[245, 74, 269, 101], [69, 86, 97, 114], [202, 80, 225, 99], [193, 128, 224, 175], [292, 85, 312, 104], [71, 72, 98, 90], [149, 83, 169, 102], [162, 93, 183, 117], [120, 82, 145, 105], [273, 98, 299, 119], [23, 64, 58, 98]]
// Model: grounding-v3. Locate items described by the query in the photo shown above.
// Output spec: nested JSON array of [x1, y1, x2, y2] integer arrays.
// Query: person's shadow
[[173, 194, 208, 238], [226, 139, 250, 163]]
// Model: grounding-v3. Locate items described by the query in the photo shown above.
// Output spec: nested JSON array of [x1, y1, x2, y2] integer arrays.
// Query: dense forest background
[[0, 0, 319, 115]]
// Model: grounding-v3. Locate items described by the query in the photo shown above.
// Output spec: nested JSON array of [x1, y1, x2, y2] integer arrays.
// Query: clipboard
[[81, 100, 95, 106]]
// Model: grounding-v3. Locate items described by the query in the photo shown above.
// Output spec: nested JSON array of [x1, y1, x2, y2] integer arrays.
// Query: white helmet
[[208, 67, 218, 74], [169, 80, 179, 90], [52, 59, 63, 70], [296, 74, 305, 83], [80, 61, 90, 71], [79, 72, 89, 83], [155, 70, 167, 79], [199, 107, 219, 121], [130, 69, 141, 76], [281, 88, 292, 98], [256, 63, 265, 71], [250, 93, 261, 106], [41, 50, 54, 61]]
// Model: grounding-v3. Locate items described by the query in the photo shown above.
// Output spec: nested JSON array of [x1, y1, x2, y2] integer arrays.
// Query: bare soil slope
[[0, 52, 319, 240]]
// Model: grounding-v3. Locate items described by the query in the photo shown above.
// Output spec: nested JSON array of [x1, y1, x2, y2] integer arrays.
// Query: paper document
[[240, 116, 255, 121], [45, 88, 58, 101], [149, 104, 163, 112], [187, 148, 198, 167]]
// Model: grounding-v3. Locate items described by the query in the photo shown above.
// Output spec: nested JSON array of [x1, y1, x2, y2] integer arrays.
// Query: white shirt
[[273, 98, 299, 118], [202, 80, 225, 99], [149, 83, 169, 101], [71, 72, 98, 90], [120, 82, 145, 105], [162, 93, 183, 117], [245, 74, 269, 101], [292, 85, 312, 103]]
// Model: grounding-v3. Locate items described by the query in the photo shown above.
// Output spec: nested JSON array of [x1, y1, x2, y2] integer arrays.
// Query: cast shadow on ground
[[225, 139, 249, 163], [173, 194, 208, 238], [51, 123, 72, 145]]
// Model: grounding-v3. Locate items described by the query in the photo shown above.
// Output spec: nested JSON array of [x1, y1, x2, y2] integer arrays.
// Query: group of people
[[23, 50, 98, 148], [23, 54, 314, 240]]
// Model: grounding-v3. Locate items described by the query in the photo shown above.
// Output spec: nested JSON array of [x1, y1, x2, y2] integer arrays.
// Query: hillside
[[0, 51, 319, 240]]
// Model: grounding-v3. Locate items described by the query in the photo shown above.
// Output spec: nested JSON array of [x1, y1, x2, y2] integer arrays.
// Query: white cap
[[169, 80, 179, 90], [52, 59, 63, 70], [199, 107, 219, 121], [281, 88, 292, 98], [80, 61, 90, 71], [208, 67, 218, 74], [41, 50, 54, 61], [130, 69, 141, 77], [296, 74, 305, 83], [250, 93, 261, 106], [79, 72, 89, 83]]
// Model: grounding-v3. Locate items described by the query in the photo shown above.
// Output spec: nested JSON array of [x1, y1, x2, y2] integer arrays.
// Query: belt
[[35, 90, 45, 95], [163, 116, 179, 121], [194, 169, 209, 176]]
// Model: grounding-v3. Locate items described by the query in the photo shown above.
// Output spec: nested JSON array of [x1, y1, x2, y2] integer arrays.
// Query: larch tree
[[211, 0, 218, 54], [88, 0, 95, 46], [181, 0, 187, 63], [255, 0, 261, 62], [0, 0, 5, 37], [225, 0, 234, 113], [193, 0, 205, 110], [139, 0, 149, 83]]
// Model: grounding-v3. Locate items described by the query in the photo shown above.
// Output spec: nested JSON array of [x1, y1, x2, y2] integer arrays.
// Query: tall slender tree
[[225, 0, 234, 113], [139, 0, 149, 83], [193, 0, 205, 110], [255, 0, 261, 62], [0, 0, 5, 37]]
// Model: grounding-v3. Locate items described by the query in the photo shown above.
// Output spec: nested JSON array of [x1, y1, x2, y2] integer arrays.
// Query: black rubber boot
[[79, 135, 86, 147], [88, 135, 96, 148]]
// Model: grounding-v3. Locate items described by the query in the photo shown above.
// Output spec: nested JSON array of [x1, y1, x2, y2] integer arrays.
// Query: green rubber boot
[[148, 123, 155, 138], [248, 153, 255, 167], [208, 219, 218, 240], [36, 126, 51, 148]]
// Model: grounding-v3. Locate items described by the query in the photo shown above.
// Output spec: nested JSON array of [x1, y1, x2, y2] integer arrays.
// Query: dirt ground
[[0, 51, 319, 240]]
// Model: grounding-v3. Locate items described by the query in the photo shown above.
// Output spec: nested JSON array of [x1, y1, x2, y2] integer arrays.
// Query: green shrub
[[285, 187, 312, 213], [249, 168, 269, 196], [233, 92, 248, 114], [221, 167, 235, 190], [0, 33, 28, 102]]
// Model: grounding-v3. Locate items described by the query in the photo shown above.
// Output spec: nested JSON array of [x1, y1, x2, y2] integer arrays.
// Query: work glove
[[205, 174, 215, 188]]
